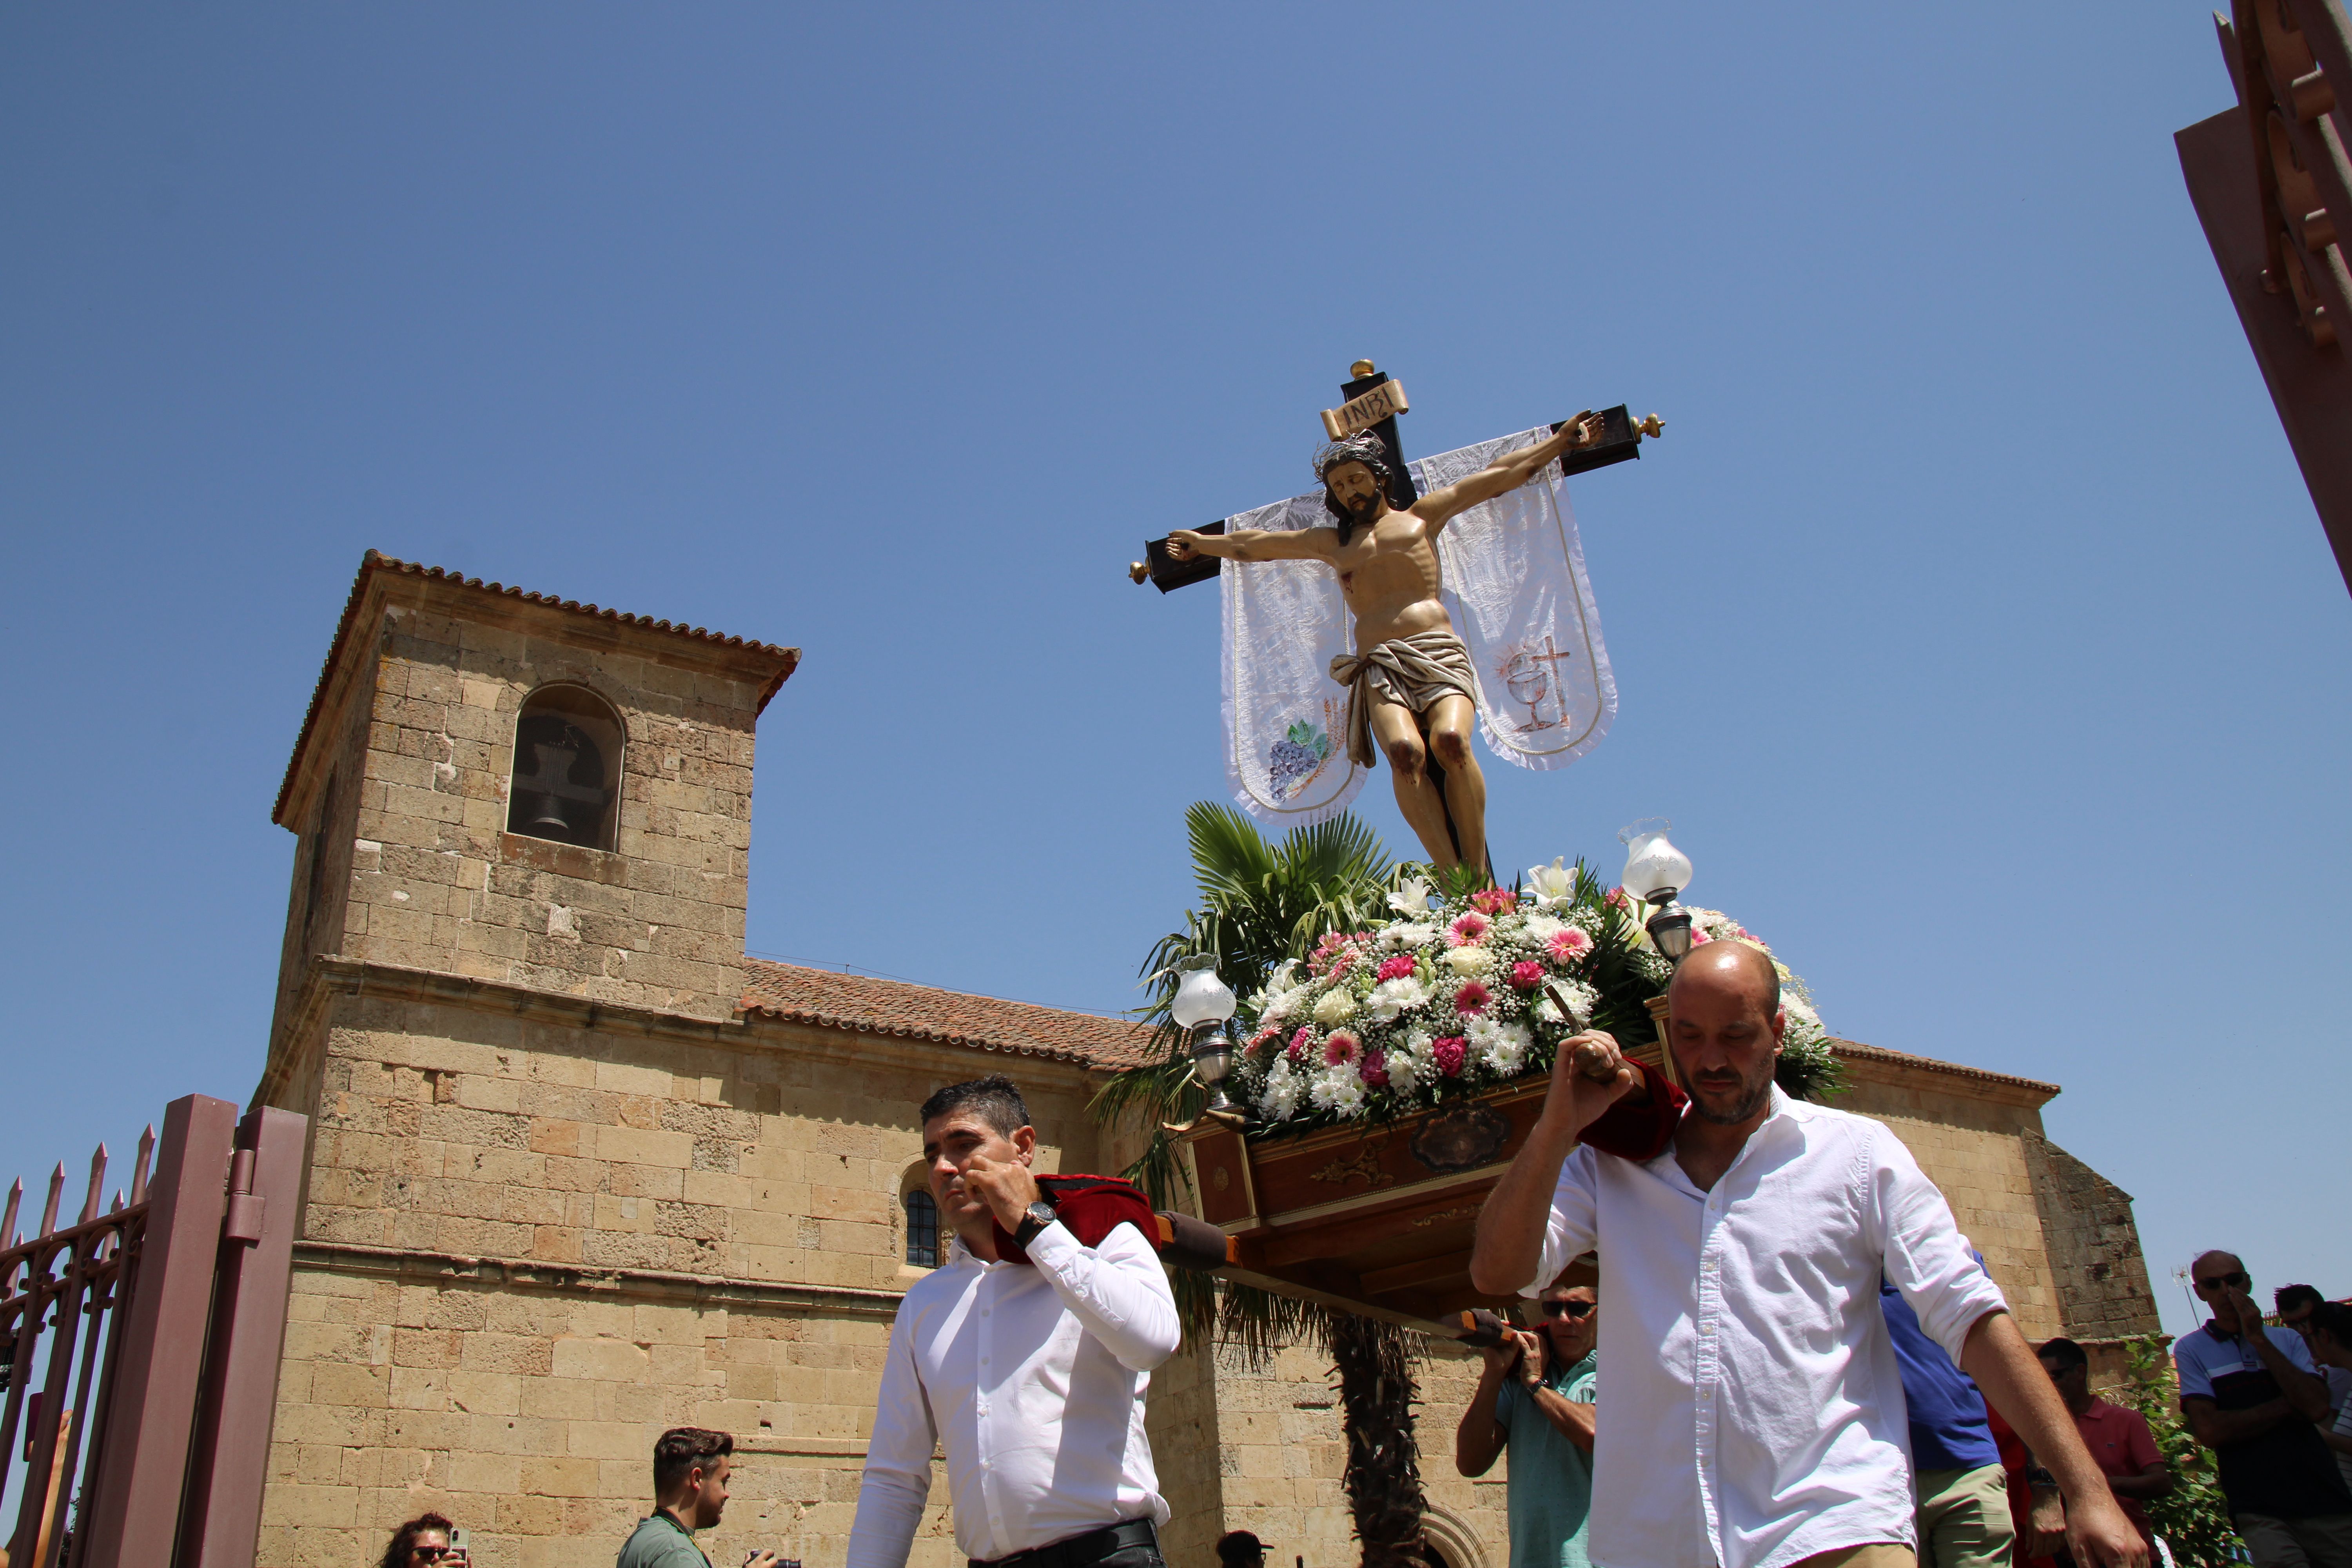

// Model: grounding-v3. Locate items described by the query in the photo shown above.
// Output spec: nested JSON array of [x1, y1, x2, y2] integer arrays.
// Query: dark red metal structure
[[2179, 0, 2352, 596], [0, 1094, 304, 1568]]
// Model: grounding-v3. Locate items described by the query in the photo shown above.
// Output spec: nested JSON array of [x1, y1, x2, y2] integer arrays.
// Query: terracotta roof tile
[[740, 960, 1157, 1071], [274, 552, 800, 826], [1830, 1038, 2060, 1097]]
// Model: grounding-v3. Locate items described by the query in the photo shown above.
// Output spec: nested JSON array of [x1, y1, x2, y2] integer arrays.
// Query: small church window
[[903, 1189, 941, 1269], [506, 685, 624, 852]]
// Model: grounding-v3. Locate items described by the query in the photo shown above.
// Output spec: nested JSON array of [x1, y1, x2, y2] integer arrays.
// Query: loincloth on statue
[[1328, 629, 1480, 769]]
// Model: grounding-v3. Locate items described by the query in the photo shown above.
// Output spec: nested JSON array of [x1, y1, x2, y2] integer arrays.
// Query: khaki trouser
[[2235, 1512, 2352, 1568], [1789, 1546, 1918, 1568], [1912, 1464, 2019, 1568]]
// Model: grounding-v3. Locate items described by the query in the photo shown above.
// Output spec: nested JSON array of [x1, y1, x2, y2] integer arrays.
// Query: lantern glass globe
[[1171, 967, 1238, 1031], [1619, 818, 1693, 905]]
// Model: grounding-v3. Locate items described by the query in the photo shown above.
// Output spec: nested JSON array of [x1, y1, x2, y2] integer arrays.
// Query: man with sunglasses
[[2174, 1252, 2352, 1568], [1455, 1283, 1601, 1568]]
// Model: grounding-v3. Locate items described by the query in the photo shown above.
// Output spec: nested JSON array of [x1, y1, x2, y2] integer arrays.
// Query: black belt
[[971, 1518, 1159, 1568]]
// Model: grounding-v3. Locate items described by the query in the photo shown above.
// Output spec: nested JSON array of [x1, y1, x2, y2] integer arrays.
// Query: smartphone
[[446, 1528, 469, 1567]]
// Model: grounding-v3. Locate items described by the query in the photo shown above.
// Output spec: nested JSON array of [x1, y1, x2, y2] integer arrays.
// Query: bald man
[[2174, 1250, 2352, 1567], [1470, 941, 2145, 1568]]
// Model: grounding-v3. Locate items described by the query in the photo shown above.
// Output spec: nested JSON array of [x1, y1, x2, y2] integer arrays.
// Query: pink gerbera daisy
[[1324, 1030, 1362, 1067], [1448, 912, 1489, 946], [1545, 928, 1593, 963], [1454, 981, 1491, 1014]]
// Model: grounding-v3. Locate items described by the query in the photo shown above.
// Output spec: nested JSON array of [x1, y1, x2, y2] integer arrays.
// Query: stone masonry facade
[[249, 554, 2160, 1568]]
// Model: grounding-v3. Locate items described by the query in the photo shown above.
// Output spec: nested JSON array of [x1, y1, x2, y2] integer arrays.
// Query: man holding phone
[[1455, 1281, 1601, 1568], [617, 1427, 780, 1568]]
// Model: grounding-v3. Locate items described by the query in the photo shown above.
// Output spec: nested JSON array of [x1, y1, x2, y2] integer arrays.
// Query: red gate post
[[181, 1105, 308, 1568], [76, 1093, 239, 1568]]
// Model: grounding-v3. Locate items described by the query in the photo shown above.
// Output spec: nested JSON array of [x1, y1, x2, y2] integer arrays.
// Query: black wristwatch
[[1012, 1198, 1059, 1249]]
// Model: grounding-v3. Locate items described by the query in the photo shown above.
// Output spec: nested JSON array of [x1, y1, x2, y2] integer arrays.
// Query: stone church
[[250, 552, 2162, 1568]]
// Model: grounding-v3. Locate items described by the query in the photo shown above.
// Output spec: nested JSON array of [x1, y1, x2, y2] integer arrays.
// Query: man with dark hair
[[618, 1428, 777, 1568], [2279, 1286, 2352, 1418], [1455, 1281, 1601, 1568], [2033, 1338, 2170, 1558], [2303, 1304, 2352, 1492], [2176, 1252, 2352, 1568], [1215, 1531, 1267, 1568], [1164, 413, 1608, 873], [1469, 941, 2148, 1568], [849, 1074, 1180, 1568]]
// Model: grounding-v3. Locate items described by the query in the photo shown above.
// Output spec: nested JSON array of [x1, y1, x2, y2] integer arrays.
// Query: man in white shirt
[[848, 1075, 1181, 1568], [1468, 940, 2145, 1568]]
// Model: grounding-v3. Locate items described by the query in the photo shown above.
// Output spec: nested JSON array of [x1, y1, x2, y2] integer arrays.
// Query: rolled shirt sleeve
[[1023, 1219, 1182, 1372], [1866, 1123, 2007, 1362], [1523, 1145, 1601, 1298], [846, 1299, 940, 1568]]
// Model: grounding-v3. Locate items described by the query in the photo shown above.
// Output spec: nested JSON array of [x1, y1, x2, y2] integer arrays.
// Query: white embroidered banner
[[1220, 426, 1617, 828]]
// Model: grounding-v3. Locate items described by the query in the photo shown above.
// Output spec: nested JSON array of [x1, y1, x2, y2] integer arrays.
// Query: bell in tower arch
[[506, 687, 623, 851]]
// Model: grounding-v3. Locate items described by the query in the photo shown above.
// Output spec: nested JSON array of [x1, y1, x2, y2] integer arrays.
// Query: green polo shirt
[[1492, 1350, 1598, 1568], [617, 1510, 711, 1568]]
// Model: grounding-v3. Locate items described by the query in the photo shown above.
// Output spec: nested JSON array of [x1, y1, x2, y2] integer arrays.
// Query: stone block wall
[[255, 972, 1104, 1566], [2023, 1133, 2163, 1342]]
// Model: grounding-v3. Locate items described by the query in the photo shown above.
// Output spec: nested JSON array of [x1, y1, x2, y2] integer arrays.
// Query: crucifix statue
[[1166, 410, 1609, 875]]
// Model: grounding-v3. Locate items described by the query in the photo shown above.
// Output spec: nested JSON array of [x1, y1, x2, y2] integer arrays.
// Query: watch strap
[[1013, 1201, 1058, 1250]]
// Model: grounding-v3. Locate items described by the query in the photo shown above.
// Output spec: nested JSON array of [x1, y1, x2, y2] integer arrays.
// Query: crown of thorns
[[1313, 431, 1393, 486]]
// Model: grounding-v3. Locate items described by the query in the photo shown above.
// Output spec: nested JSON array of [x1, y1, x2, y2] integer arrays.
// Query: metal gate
[[1, 1094, 305, 1568]]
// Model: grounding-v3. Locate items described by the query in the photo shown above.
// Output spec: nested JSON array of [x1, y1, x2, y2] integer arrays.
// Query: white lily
[[1525, 857, 1577, 911], [1388, 873, 1436, 916]]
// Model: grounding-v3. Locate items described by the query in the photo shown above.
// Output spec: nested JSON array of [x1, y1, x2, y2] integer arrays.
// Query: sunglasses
[[1541, 1299, 1595, 1320], [412, 1552, 452, 1564], [2194, 1271, 2250, 1290]]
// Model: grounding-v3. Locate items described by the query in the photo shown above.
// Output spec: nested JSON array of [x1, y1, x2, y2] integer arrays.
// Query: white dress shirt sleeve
[[1866, 1122, 2009, 1363], [847, 1298, 939, 1568], [1023, 1218, 1182, 1371], [1522, 1145, 1600, 1298]]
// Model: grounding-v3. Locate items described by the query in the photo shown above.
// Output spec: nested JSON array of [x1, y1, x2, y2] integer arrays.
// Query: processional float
[[1123, 364, 1682, 1345]]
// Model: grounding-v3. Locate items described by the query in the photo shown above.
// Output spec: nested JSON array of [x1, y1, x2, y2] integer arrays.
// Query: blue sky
[[3, 5, 2344, 1338]]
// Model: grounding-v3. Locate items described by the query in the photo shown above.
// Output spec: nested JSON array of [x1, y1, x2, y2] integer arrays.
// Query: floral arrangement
[[1231, 857, 1838, 1127]]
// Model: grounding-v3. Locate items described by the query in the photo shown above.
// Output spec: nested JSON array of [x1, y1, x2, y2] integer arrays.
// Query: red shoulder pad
[[993, 1173, 1158, 1265], [1576, 1058, 1686, 1161]]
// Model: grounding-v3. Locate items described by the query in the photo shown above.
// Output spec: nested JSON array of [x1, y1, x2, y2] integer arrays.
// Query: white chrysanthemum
[[1533, 977, 1600, 1027], [1366, 976, 1429, 1023], [1381, 921, 1439, 952], [1312, 988, 1359, 1025], [1470, 1018, 1533, 1075], [1443, 945, 1493, 976], [1259, 1059, 1302, 1120], [1522, 913, 1569, 946], [1309, 1068, 1366, 1116], [1258, 984, 1310, 1025]]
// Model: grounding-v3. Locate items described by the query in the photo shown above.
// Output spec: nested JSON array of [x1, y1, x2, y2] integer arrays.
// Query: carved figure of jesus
[[1169, 414, 1607, 874]]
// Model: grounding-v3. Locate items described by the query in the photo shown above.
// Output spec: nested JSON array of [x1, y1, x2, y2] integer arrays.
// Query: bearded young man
[[1164, 414, 1605, 873], [1467, 942, 2146, 1568], [848, 1075, 1180, 1568]]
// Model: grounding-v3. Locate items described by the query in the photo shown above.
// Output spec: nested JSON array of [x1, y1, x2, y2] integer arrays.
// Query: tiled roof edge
[[1829, 1038, 2060, 1097]]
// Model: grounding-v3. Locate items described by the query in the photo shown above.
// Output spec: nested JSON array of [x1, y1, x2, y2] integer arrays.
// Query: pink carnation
[[1454, 980, 1491, 1014], [1287, 1026, 1314, 1063], [1324, 1030, 1362, 1068], [1448, 912, 1489, 946], [1358, 1048, 1388, 1088], [1690, 927, 1711, 946], [1432, 1036, 1468, 1077], [1508, 960, 1546, 992], [1376, 954, 1418, 982], [1470, 888, 1519, 916], [1247, 1027, 1279, 1056], [1545, 928, 1593, 963]]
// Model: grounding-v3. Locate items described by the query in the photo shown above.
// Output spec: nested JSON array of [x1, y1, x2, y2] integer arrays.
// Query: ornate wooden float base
[[1179, 998, 1677, 1337]]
